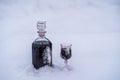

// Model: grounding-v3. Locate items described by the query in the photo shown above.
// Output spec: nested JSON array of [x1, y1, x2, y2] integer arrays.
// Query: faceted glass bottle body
[[32, 36, 52, 69]]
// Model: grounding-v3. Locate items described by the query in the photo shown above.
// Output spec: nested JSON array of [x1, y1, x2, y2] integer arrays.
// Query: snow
[[0, 0, 120, 80]]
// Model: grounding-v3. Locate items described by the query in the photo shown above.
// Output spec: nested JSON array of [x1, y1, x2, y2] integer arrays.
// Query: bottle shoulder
[[35, 37, 48, 42]]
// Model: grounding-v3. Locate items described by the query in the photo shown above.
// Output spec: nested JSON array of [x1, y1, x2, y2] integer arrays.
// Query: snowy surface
[[0, 0, 120, 80]]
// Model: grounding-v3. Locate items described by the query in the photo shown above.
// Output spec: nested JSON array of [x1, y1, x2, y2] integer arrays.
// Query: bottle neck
[[38, 32, 45, 38]]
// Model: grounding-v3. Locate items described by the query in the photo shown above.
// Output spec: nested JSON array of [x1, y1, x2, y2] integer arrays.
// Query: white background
[[0, 0, 120, 80]]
